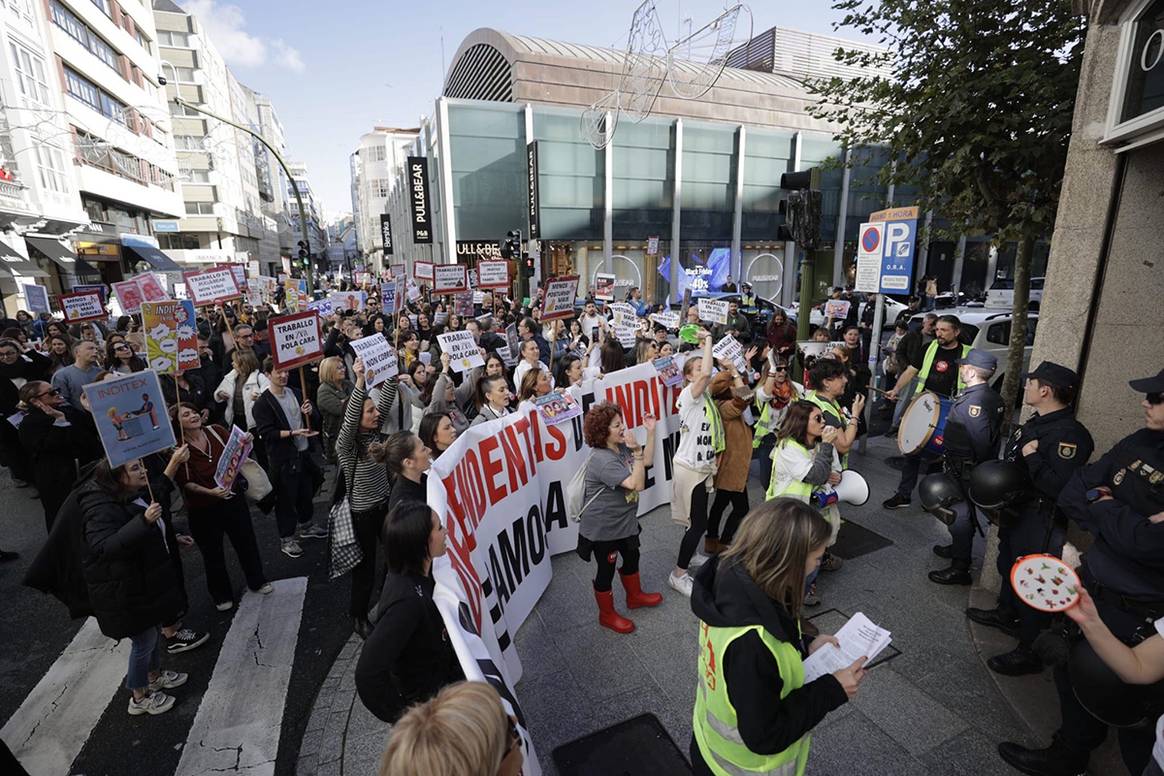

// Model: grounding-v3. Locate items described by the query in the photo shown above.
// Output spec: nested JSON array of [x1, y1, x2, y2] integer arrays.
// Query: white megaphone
[[834, 470, 870, 506]]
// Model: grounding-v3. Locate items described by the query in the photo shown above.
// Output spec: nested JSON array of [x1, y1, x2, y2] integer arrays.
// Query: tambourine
[[1010, 554, 1081, 613]]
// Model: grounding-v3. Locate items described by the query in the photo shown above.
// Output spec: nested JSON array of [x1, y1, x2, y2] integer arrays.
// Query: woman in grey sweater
[[316, 356, 353, 463], [336, 357, 398, 639]]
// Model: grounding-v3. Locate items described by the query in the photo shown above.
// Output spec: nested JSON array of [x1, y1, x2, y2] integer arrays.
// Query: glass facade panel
[[741, 128, 794, 241], [680, 121, 735, 240], [843, 146, 891, 241], [612, 117, 673, 239], [799, 133, 844, 244], [448, 103, 525, 240], [533, 107, 602, 240]]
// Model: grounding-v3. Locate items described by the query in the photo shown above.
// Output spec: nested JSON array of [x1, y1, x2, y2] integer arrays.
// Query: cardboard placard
[[84, 370, 176, 469], [414, 261, 434, 281], [348, 334, 399, 387], [134, 272, 169, 303], [477, 260, 510, 290], [22, 284, 50, 314], [649, 310, 680, 330], [433, 264, 469, 294], [390, 262, 406, 280], [824, 299, 851, 320], [73, 283, 107, 305], [713, 334, 748, 373], [454, 292, 474, 317], [213, 425, 253, 490], [436, 330, 484, 373], [307, 298, 334, 318], [112, 279, 145, 316], [141, 300, 200, 374], [594, 273, 616, 301], [328, 291, 366, 312], [541, 276, 579, 321], [652, 356, 683, 387], [698, 298, 729, 325], [59, 291, 106, 323], [380, 281, 402, 314], [182, 268, 242, 306], [268, 311, 324, 371]]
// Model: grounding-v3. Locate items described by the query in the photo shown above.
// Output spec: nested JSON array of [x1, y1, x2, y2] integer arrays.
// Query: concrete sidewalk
[[298, 435, 1085, 776]]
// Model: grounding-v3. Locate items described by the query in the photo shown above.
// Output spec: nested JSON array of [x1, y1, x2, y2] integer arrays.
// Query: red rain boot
[[621, 572, 663, 609], [594, 588, 635, 634]]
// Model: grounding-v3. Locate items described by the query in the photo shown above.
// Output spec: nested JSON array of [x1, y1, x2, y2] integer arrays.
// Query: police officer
[[929, 348, 1005, 585], [966, 362, 1094, 676], [999, 368, 1164, 776]]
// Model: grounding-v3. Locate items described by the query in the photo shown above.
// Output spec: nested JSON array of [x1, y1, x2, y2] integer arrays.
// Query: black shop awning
[[25, 236, 100, 275], [0, 241, 48, 278]]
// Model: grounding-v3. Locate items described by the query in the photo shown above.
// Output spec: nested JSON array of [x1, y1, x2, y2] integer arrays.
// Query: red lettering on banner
[[463, 448, 488, 520], [605, 378, 663, 428], [513, 414, 538, 466], [498, 426, 528, 491], [479, 435, 506, 503], [543, 423, 567, 460]]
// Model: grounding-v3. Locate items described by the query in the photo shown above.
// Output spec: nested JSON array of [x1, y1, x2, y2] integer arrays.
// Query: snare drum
[[897, 391, 953, 456]]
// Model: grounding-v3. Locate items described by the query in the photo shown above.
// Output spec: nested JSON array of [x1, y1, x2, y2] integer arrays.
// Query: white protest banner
[[426, 362, 683, 680], [713, 334, 748, 373], [594, 273, 616, 301], [609, 302, 637, 325], [112, 279, 144, 315], [433, 264, 469, 294], [433, 310, 449, 326], [824, 299, 851, 320], [380, 281, 402, 314], [348, 334, 399, 386], [268, 311, 323, 371], [614, 320, 637, 348], [437, 330, 484, 373], [59, 290, 106, 323], [541, 275, 579, 320], [649, 310, 681, 330], [182, 267, 241, 306], [22, 284, 50, 314], [413, 261, 434, 282], [698, 297, 729, 325], [477, 260, 510, 290], [328, 291, 366, 312], [248, 260, 261, 279]]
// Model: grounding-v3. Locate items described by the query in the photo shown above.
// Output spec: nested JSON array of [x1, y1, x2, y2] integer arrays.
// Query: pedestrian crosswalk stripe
[[174, 576, 307, 776], [0, 617, 130, 775]]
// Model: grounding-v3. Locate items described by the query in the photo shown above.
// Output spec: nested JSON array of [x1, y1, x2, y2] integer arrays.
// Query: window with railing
[[74, 128, 175, 191], [50, 1, 121, 75], [9, 42, 49, 106]]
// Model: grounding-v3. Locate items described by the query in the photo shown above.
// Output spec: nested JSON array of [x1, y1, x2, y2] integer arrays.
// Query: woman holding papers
[[690, 500, 866, 776]]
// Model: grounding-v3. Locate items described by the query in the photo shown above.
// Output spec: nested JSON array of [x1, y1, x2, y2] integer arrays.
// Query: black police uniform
[[993, 408, 1095, 644], [1041, 427, 1164, 773], [930, 381, 1005, 582]]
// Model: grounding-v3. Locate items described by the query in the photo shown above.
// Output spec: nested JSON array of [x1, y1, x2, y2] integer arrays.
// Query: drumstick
[[868, 385, 893, 395]]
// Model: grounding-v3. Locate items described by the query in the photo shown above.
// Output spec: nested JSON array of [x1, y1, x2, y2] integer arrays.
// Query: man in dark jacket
[[252, 357, 326, 559]]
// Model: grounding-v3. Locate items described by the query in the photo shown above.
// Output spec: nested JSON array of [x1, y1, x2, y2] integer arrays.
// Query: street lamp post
[[162, 81, 315, 292]]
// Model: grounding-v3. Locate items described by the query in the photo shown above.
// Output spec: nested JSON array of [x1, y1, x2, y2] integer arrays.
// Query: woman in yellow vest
[[690, 499, 867, 776], [766, 401, 842, 607]]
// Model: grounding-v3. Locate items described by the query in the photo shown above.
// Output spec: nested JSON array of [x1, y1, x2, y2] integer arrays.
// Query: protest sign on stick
[[22, 284, 50, 314], [182, 268, 241, 306], [84, 370, 176, 469], [437, 330, 485, 373], [477, 261, 510, 290], [594, 273, 616, 301], [142, 300, 199, 374], [697, 297, 729, 325], [413, 261, 434, 282], [348, 334, 399, 386], [541, 276, 579, 320], [59, 291, 106, 323], [433, 264, 469, 295], [134, 272, 169, 302], [112, 280, 144, 316], [268, 311, 324, 371]]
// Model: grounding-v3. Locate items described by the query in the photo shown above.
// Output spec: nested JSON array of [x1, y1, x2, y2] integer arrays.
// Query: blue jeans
[[126, 625, 162, 690]]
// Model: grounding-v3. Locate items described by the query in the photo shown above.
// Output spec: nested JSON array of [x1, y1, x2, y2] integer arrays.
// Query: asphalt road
[[0, 466, 352, 776]]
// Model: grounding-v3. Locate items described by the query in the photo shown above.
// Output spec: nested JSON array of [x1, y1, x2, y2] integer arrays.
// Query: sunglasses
[[773, 365, 788, 373], [1148, 392, 1164, 406], [36, 388, 60, 399]]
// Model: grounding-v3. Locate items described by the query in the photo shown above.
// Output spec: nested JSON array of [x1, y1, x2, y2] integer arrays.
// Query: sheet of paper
[[802, 612, 891, 684]]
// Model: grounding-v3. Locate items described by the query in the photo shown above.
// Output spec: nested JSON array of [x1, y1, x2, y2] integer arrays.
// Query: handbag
[[327, 451, 362, 580]]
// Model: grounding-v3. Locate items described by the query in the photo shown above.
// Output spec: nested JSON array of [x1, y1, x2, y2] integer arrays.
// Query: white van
[[985, 276, 1044, 310]]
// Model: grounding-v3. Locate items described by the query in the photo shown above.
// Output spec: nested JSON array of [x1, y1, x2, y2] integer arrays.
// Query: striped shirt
[[337, 381, 397, 512]]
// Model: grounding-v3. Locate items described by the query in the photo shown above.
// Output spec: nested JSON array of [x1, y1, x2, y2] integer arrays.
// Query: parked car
[[667, 292, 788, 333], [909, 308, 1038, 397], [985, 276, 1044, 310]]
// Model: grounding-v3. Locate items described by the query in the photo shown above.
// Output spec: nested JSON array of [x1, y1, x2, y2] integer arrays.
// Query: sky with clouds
[[180, 0, 865, 221]]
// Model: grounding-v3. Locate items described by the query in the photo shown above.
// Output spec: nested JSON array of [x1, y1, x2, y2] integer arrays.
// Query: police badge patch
[[1058, 442, 1077, 460], [969, 405, 981, 417]]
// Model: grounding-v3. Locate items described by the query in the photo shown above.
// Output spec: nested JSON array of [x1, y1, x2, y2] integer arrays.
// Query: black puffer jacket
[[78, 477, 187, 640]]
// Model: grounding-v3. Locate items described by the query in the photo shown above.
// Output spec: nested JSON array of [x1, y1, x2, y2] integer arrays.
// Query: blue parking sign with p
[[870, 207, 919, 294]]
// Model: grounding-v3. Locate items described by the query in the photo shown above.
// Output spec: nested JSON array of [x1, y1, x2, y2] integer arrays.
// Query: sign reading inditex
[[379, 213, 394, 255], [407, 156, 432, 244]]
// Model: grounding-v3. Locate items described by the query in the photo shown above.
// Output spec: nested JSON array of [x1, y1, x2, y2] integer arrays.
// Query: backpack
[[565, 452, 603, 523]]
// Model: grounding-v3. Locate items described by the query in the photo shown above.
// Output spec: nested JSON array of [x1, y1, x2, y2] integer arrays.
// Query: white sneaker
[[128, 691, 175, 716], [254, 582, 273, 594], [280, 539, 303, 559], [148, 670, 188, 692], [668, 572, 694, 598], [215, 600, 233, 612]]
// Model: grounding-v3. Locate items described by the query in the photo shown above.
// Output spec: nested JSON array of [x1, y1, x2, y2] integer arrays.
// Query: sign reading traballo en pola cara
[[433, 264, 469, 294], [268, 311, 324, 371]]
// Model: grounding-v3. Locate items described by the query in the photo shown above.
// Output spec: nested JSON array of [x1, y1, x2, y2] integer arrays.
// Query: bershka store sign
[[379, 213, 394, 255], [526, 141, 540, 239], [407, 156, 432, 244]]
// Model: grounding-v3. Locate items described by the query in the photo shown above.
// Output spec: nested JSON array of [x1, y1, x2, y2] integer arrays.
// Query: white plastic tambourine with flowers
[[1009, 553, 1082, 612]]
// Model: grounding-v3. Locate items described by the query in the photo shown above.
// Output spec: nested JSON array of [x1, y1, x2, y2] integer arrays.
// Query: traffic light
[[500, 229, 521, 260], [777, 169, 822, 249], [523, 253, 536, 278]]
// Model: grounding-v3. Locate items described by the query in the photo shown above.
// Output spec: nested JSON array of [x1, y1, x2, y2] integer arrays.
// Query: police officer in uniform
[[929, 349, 1005, 585], [999, 368, 1164, 776], [966, 362, 1094, 676]]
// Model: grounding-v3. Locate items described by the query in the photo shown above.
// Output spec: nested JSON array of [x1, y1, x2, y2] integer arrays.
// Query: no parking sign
[[855, 223, 884, 292]]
